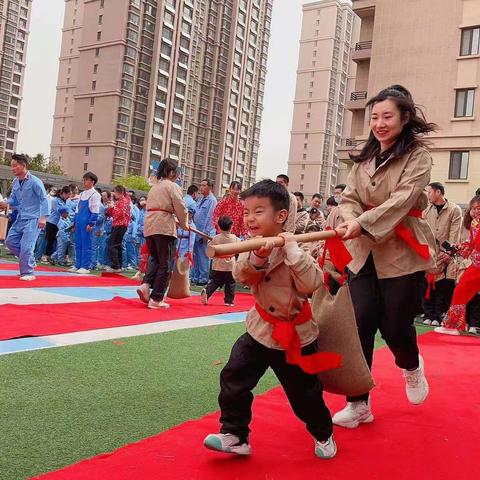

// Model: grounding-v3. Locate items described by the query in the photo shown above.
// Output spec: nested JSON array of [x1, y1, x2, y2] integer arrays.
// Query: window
[[455, 89, 475, 117], [97, 31, 102, 41], [93, 64, 98, 74], [92, 80, 96, 90], [460, 27, 480, 56], [449, 151, 469, 180], [88, 113, 93, 123], [90, 97, 95, 106], [98, 15, 103, 25], [85, 147, 90, 155]]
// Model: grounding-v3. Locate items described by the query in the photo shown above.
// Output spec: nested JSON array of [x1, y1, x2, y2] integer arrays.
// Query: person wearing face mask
[[333, 184, 346, 206], [333, 85, 437, 428]]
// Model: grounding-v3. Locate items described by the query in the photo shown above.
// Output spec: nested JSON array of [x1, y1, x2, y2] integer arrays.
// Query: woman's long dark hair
[[350, 85, 437, 163], [464, 195, 480, 230]]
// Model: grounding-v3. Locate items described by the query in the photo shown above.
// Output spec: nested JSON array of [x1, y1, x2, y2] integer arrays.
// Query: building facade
[[287, 0, 359, 200], [0, 0, 32, 159], [51, 0, 271, 194], [338, 0, 480, 206]]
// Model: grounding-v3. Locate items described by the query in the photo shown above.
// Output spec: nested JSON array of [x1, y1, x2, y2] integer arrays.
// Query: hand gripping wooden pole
[[206, 229, 346, 258], [188, 225, 213, 242]]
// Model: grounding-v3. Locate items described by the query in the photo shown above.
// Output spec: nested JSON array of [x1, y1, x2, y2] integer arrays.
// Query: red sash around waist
[[147, 208, 173, 214], [255, 300, 342, 374]]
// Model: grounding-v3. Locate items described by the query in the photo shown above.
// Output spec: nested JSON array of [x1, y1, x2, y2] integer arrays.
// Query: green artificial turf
[[0, 318, 430, 480]]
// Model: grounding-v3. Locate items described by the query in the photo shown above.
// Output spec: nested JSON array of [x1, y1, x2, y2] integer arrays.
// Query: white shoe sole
[[333, 413, 374, 429]]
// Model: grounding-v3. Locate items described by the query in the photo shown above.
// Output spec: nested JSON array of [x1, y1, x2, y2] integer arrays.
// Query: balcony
[[352, 0, 376, 18], [337, 138, 362, 164], [352, 40, 372, 62], [346, 91, 368, 110]]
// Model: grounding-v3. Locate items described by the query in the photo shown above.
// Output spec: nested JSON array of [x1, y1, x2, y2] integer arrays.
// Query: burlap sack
[[0, 213, 8, 241], [167, 257, 191, 299], [312, 285, 374, 396]]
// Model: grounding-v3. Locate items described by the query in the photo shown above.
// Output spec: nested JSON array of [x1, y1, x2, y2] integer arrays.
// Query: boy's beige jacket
[[144, 179, 188, 238], [233, 248, 323, 349], [339, 147, 436, 278]]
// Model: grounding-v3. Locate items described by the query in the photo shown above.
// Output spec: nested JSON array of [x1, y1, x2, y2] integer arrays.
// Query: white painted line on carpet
[[0, 315, 245, 356]]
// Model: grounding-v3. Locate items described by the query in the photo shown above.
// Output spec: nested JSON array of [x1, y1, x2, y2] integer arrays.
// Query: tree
[[0, 153, 64, 175], [114, 175, 150, 192]]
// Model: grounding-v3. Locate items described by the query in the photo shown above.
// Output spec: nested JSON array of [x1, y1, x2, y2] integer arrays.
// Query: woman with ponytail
[[137, 158, 188, 309]]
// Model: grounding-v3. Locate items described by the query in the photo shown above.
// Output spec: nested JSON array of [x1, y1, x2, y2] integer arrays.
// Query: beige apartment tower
[[338, 0, 480, 205], [0, 0, 32, 159], [287, 0, 359, 199], [51, 0, 272, 194]]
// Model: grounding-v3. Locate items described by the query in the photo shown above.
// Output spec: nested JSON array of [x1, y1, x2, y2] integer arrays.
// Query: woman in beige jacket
[[137, 158, 188, 309], [333, 85, 437, 428]]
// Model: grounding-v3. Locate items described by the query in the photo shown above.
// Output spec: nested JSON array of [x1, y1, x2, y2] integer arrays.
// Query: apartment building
[[287, 0, 359, 199], [51, 0, 272, 194], [338, 0, 480, 205], [0, 0, 32, 159]]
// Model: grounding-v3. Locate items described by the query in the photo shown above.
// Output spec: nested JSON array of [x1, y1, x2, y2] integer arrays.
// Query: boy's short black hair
[[12, 153, 29, 166], [83, 171, 98, 185], [276, 174, 289, 184], [335, 184, 346, 192], [326, 196, 337, 206], [218, 215, 233, 232], [187, 184, 198, 195], [240, 179, 290, 212], [293, 191, 304, 201]]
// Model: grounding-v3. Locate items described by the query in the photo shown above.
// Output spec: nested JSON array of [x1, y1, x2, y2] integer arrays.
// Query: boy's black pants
[[206, 270, 236, 304], [422, 278, 455, 322], [219, 332, 333, 443]]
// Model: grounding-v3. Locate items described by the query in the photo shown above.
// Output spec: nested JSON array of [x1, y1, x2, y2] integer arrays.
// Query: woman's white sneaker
[[332, 401, 374, 428], [434, 326, 460, 336], [314, 435, 337, 459], [147, 299, 170, 309], [203, 433, 251, 455], [19, 275, 36, 281], [403, 355, 429, 404]]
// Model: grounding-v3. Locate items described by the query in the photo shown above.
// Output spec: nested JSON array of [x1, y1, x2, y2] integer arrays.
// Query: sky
[[17, 0, 308, 179]]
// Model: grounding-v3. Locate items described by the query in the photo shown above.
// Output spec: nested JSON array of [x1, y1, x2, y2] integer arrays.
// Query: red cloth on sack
[[255, 300, 342, 374]]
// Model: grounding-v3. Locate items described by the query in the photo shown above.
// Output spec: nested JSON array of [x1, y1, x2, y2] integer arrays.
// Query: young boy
[[204, 179, 338, 459], [51, 207, 72, 265], [201, 215, 238, 306]]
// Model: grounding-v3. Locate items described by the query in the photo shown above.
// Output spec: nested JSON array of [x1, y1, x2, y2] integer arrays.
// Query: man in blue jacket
[[0, 154, 49, 280], [191, 178, 217, 285]]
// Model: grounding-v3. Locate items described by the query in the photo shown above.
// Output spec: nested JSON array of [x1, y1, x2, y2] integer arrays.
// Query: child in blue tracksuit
[[71, 172, 101, 274], [122, 197, 139, 269], [51, 208, 72, 265], [136, 197, 146, 259], [91, 201, 106, 270], [176, 208, 197, 261]]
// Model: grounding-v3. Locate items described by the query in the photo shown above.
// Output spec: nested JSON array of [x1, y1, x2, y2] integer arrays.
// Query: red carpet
[[0, 293, 254, 340], [32, 333, 480, 480], [0, 273, 139, 288], [0, 263, 65, 272]]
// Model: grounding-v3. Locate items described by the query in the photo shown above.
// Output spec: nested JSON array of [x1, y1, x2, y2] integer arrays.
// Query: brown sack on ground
[[167, 257, 191, 299], [312, 285, 375, 397]]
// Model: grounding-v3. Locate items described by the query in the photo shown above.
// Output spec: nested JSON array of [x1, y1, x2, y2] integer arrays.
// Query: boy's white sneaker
[[201, 289, 208, 305], [314, 435, 337, 459], [468, 326, 478, 334], [422, 318, 432, 325], [333, 401, 374, 429], [76, 268, 90, 274], [19, 275, 36, 281], [434, 326, 460, 336], [68, 266, 77, 272], [403, 355, 429, 405], [203, 433, 251, 455], [431, 320, 440, 327]]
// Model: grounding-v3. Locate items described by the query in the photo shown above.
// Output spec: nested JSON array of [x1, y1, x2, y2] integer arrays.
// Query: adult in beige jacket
[[333, 85, 437, 429], [276, 174, 297, 233], [137, 158, 188, 309], [422, 182, 462, 326]]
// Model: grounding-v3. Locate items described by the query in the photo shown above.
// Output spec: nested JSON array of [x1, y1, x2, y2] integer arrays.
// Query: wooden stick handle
[[188, 225, 213, 242], [206, 229, 346, 258]]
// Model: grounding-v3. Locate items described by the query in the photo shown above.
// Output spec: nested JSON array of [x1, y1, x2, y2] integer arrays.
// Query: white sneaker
[[422, 318, 432, 325], [434, 326, 460, 336], [147, 299, 170, 309], [105, 266, 122, 273], [68, 266, 78, 272], [431, 320, 440, 327], [19, 275, 36, 281], [203, 433, 251, 455], [314, 435, 337, 459], [132, 271, 144, 281], [468, 326, 477, 334], [76, 268, 90, 274], [403, 355, 429, 405], [201, 288, 208, 305], [136, 284, 151, 304], [332, 401, 374, 428]]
